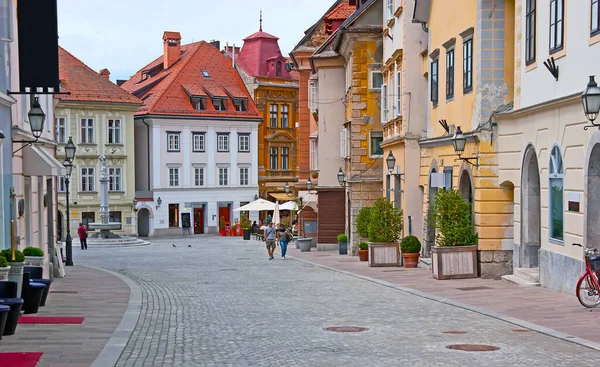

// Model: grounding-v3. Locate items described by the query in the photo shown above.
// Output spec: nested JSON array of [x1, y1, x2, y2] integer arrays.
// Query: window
[[108, 119, 122, 144], [593, 0, 600, 35], [193, 99, 205, 110], [80, 118, 94, 143], [239, 167, 249, 186], [446, 49, 454, 99], [280, 147, 289, 170], [381, 84, 388, 122], [58, 176, 66, 193], [549, 146, 564, 242], [309, 81, 318, 112], [396, 71, 401, 117], [463, 39, 473, 93], [443, 167, 453, 190], [525, 0, 536, 64], [549, 0, 564, 53], [281, 105, 289, 128], [218, 167, 229, 186], [80, 167, 95, 192], [270, 104, 278, 127], [270, 147, 278, 169], [371, 70, 383, 90], [345, 58, 353, 90], [386, 0, 394, 20], [217, 134, 229, 152], [276, 61, 282, 77], [169, 167, 180, 187], [167, 132, 180, 152], [310, 140, 318, 170], [213, 98, 227, 111], [0, 0, 12, 41], [194, 167, 204, 186], [431, 59, 439, 105], [55, 117, 66, 143], [192, 133, 205, 152], [202, 70, 210, 77], [82, 212, 95, 229], [238, 134, 250, 152], [370, 131, 384, 157], [169, 204, 179, 227], [109, 211, 122, 223], [340, 128, 350, 158], [108, 167, 122, 191], [233, 99, 246, 112]]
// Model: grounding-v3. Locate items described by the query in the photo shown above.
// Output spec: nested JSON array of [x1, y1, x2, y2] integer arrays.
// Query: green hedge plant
[[356, 206, 372, 239], [429, 189, 478, 246], [1, 249, 25, 263], [23, 247, 44, 257], [0, 256, 7, 268], [337, 234, 348, 243], [367, 198, 403, 243], [400, 236, 422, 254], [240, 214, 251, 230], [358, 241, 369, 250]]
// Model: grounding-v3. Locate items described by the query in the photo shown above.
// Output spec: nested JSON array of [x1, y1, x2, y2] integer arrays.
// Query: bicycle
[[574, 243, 600, 308]]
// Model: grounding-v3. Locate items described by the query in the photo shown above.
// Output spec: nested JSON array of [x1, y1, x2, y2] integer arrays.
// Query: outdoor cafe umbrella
[[272, 201, 281, 225], [233, 198, 276, 212], [279, 201, 298, 211]]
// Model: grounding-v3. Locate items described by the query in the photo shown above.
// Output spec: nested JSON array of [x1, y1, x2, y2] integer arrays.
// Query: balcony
[[383, 117, 403, 143], [261, 170, 297, 180]]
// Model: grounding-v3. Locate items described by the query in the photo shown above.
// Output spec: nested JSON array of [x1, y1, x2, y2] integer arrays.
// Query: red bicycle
[[575, 243, 600, 308]]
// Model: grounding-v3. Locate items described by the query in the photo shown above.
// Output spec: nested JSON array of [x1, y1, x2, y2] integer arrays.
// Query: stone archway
[[587, 143, 600, 246], [138, 208, 151, 237], [520, 144, 541, 268]]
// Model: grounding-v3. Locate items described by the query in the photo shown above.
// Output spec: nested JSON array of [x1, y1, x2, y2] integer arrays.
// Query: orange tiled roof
[[326, 2, 356, 20], [57, 47, 141, 105], [121, 40, 260, 118]]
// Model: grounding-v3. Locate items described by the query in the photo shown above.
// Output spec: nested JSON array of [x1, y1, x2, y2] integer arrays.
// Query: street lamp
[[386, 151, 396, 174], [284, 182, 290, 193], [452, 126, 478, 167], [254, 194, 259, 201], [306, 178, 313, 191], [63, 157, 75, 266], [132, 197, 138, 211], [65, 137, 76, 161], [156, 197, 162, 210], [13, 97, 47, 154], [582, 76, 600, 130], [337, 167, 345, 187]]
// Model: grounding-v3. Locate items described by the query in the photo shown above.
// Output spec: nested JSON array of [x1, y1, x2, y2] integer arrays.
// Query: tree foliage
[[367, 198, 403, 243], [429, 189, 478, 246]]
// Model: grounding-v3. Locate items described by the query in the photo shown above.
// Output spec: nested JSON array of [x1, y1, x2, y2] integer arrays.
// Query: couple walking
[[264, 222, 292, 260]]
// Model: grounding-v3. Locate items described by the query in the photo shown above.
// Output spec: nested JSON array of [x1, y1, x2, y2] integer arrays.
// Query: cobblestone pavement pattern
[[76, 237, 599, 366]]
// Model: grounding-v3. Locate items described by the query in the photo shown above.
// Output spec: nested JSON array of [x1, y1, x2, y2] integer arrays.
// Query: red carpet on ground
[[0, 352, 43, 367], [18, 316, 84, 324]]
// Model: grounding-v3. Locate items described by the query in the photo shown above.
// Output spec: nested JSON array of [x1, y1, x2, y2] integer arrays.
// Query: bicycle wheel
[[576, 273, 600, 308]]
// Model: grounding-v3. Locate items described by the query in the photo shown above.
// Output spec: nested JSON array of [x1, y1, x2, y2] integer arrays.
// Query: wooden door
[[194, 208, 204, 234], [218, 207, 230, 224]]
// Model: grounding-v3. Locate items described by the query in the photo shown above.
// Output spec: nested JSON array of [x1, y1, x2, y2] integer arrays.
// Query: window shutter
[[381, 84, 387, 123], [345, 128, 351, 157], [340, 129, 346, 158], [396, 72, 401, 117]]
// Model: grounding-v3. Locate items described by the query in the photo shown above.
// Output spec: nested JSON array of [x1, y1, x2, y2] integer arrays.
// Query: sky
[[56, 0, 336, 82]]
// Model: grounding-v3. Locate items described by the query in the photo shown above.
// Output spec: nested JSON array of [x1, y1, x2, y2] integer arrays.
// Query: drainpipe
[[141, 118, 151, 193]]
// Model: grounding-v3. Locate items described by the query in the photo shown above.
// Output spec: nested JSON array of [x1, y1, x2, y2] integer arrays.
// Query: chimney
[[99, 68, 110, 80], [209, 40, 220, 50], [116, 79, 127, 87], [163, 31, 182, 70]]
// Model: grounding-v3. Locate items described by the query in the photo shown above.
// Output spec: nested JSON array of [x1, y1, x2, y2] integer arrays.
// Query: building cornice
[[56, 100, 141, 111], [0, 92, 16, 107], [137, 114, 263, 123], [496, 92, 581, 119]]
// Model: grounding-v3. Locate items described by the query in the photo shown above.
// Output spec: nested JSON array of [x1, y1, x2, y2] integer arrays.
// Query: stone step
[[501, 274, 540, 287], [513, 267, 540, 283]]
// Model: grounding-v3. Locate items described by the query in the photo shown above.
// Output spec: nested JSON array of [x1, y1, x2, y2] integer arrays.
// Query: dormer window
[[191, 97, 205, 111], [233, 99, 247, 112], [213, 98, 227, 111], [202, 70, 210, 77], [276, 61, 282, 77]]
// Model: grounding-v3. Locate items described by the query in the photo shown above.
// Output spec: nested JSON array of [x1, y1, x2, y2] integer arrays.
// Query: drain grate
[[456, 286, 494, 291], [49, 291, 78, 294], [512, 329, 531, 333], [442, 331, 468, 334], [324, 326, 369, 333], [446, 344, 500, 352]]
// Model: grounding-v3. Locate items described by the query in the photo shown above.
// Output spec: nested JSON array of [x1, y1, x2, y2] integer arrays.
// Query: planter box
[[432, 245, 478, 280], [0, 265, 10, 281], [24, 255, 45, 267], [298, 238, 312, 252], [368, 242, 400, 267], [8, 262, 24, 297]]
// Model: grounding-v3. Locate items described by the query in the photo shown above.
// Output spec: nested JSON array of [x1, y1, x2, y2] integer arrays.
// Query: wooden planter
[[431, 245, 478, 280], [368, 242, 400, 267]]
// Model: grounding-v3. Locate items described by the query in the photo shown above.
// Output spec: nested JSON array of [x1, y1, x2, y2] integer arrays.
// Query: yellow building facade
[[419, 0, 516, 277]]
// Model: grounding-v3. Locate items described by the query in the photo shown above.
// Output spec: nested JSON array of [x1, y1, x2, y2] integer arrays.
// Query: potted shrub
[[337, 234, 348, 255], [0, 256, 10, 281], [358, 242, 369, 261], [219, 216, 226, 236], [240, 214, 251, 241], [400, 236, 421, 268], [1, 249, 25, 297], [367, 198, 403, 267], [429, 189, 479, 279], [23, 246, 45, 267], [355, 206, 371, 255], [311, 171, 318, 179]]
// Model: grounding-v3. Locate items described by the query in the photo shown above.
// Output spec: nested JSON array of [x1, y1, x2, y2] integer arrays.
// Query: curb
[[83, 265, 143, 367], [286, 254, 600, 353]]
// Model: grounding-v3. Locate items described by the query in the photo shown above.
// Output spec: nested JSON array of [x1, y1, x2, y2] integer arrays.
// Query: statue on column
[[99, 155, 108, 179]]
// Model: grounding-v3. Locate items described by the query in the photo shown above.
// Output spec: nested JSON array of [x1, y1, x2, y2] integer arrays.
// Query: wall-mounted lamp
[[13, 97, 46, 155], [582, 75, 600, 130], [337, 167, 346, 187], [386, 151, 396, 174], [284, 182, 290, 193], [156, 197, 162, 210], [132, 198, 138, 211], [254, 194, 259, 201], [452, 126, 479, 168]]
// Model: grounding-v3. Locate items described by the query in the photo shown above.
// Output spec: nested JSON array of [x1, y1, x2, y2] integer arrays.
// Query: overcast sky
[[57, 0, 335, 81]]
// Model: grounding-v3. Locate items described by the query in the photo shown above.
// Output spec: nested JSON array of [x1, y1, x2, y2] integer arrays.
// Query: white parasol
[[279, 201, 298, 211], [233, 198, 277, 212], [271, 201, 281, 225]]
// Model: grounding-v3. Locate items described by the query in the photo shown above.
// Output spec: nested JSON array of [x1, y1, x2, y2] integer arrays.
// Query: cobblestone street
[[76, 237, 599, 366]]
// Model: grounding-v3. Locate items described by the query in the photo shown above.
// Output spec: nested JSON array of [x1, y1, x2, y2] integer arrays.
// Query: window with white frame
[[370, 131, 384, 157], [388, 72, 394, 117], [309, 81, 319, 112], [431, 59, 439, 105], [281, 105, 289, 128], [169, 167, 180, 187], [340, 128, 350, 158], [167, 132, 180, 152], [386, 0, 394, 21], [58, 176, 66, 193], [108, 167, 122, 191], [381, 84, 388, 122], [238, 134, 250, 152], [396, 71, 401, 117], [233, 99, 246, 112], [239, 167, 249, 186], [463, 38, 473, 93], [446, 49, 455, 99], [549, 146, 564, 242], [270, 147, 278, 169], [55, 117, 66, 143], [218, 167, 229, 186], [213, 98, 227, 111], [194, 167, 205, 186], [549, 0, 564, 53], [192, 133, 205, 152], [108, 119, 122, 144], [80, 167, 95, 192], [280, 147, 289, 170], [0, 0, 12, 41], [80, 118, 94, 144], [270, 104, 278, 127], [371, 70, 383, 90], [217, 133, 229, 152], [345, 58, 353, 90], [310, 140, 318, 170]]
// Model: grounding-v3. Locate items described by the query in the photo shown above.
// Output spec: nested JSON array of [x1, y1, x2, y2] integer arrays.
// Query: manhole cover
[[49, 291, 78, 294], [442, 331, 468, 334], [324, 326, 369, 333], [456, 286, 494, 291], [446, 344, 500, 352], [512, 329, 531, 333]]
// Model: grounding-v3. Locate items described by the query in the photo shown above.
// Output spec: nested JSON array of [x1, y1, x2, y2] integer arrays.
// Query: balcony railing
[[264, 170, 295, 178]]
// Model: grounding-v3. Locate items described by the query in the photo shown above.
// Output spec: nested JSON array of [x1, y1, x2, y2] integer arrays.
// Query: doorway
[[82, 212, 95, 229], [520, 145, 541, 268], [194, 207, 204, 234], [138, 208, 150, 237], [57, 210, 63, 241], [218, 204, 231, 224], [587, 143, 600, 246]]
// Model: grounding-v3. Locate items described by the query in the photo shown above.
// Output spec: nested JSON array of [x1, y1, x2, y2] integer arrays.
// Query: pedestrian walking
[[77, 223, 88, 250], [264, 221, 276, 260], [276, 224, 291, 259]]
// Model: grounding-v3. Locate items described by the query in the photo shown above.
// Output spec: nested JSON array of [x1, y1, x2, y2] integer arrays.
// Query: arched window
[[549, 145, 564, 241], [276, 61, 282, 77]]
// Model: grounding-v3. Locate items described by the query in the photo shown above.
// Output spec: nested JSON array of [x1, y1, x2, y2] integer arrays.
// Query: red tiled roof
[[326, 2, 356, 20], [243, 31, 279, 41], [57, 47, 141, 105], [225, 85, 249, 99], [237, 28, 294, 79], [120, 40, 259, 118]]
